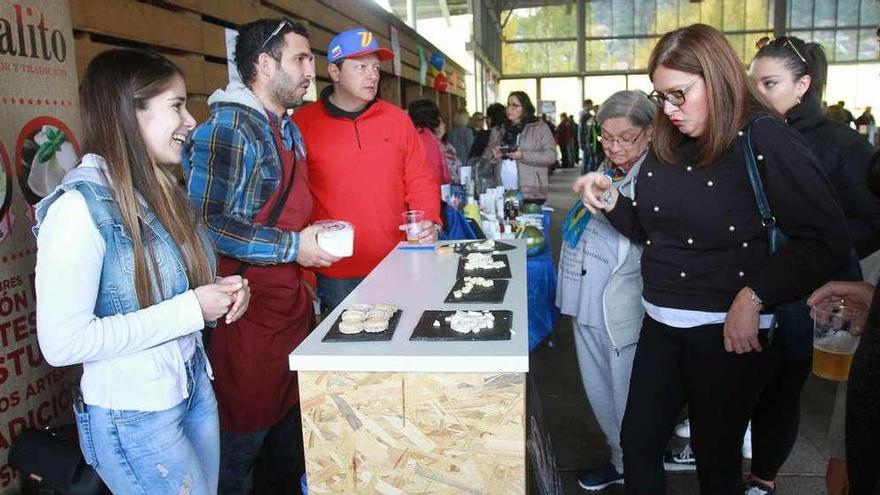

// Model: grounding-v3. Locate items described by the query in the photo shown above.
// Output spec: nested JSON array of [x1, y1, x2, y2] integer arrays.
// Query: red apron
[[209, 119, 313, 433]]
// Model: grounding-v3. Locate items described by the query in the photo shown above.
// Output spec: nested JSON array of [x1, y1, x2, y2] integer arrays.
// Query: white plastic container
[[315, 220, 354, 257]]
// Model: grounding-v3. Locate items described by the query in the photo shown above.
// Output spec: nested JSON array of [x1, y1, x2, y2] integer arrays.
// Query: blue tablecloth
[[442, 207, 558, 351], [527, 210, 560, 351]]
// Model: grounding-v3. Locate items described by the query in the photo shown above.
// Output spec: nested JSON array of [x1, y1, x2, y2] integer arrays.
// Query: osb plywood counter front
[[290, 240, 529, 494]]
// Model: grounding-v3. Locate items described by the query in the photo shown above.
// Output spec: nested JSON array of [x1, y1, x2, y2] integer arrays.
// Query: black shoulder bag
[[740, 117, 790, 255], [9, 425, 108, 495], [740, 117, 791, 343]]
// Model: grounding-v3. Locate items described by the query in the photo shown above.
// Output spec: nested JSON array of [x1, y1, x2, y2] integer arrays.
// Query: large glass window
[[503, 41, 578, 74], [825, 62, 880, 115], [584, 0, 775, 72], [584, 76, 628, 107], [504, 0, 777, 75], [502, 6, 579, 74], [497, 79, 538, 106], [626, 74, 654, 94], [498, 0, 880, 117], [503, 0, 878, 76], [540, 77, 582, 121], [786, 0, 879, 63]]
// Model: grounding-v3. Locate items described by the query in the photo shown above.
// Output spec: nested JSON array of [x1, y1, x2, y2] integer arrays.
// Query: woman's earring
[[796, 95, 802, 104]]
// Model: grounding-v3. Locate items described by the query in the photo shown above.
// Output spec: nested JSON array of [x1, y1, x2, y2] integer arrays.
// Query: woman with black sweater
[[575, 24, 850, 495], [748, 36, 880, 494]]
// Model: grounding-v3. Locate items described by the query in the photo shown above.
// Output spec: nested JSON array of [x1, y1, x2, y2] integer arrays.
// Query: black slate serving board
[[410, 310, 512, 341], [456, 254, 512, 279], [444, 278, 509, 304], [452, 240, 516, 253], [322, 309, 401, 342]]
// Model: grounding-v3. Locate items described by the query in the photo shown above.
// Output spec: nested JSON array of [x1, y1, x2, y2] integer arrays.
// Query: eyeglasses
[[259, 18, 294, 53], [755, 36, 807, 66], [648, 79, 700, 108], [599, 127, 646, 147]]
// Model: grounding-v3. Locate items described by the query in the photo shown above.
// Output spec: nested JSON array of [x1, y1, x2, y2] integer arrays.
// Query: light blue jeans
[[76, 349, 220, 494]]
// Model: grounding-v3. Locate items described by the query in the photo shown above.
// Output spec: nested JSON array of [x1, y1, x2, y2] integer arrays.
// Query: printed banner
[[0, 1, 81, 492], [390, 25, 401, 77], [418, 45, 427, 86], [225, 27, 241, 84]]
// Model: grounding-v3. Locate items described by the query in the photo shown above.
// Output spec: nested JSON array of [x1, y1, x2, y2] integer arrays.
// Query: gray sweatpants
[[572, 319, 637, 472]]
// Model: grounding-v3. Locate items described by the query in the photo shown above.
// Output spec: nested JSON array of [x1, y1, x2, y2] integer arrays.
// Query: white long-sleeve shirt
[[35, 161, 206, 411]]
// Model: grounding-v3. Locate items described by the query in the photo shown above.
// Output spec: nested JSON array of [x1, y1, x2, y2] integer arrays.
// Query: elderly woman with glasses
[[556, 90, 654, 491], [747, 36, 880, 495], [575, 24, 850, 495], [483, 91, 556, 202]]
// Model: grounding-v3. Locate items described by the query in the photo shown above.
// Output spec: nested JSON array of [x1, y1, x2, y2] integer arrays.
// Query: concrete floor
[[528, 167, 839, 494]]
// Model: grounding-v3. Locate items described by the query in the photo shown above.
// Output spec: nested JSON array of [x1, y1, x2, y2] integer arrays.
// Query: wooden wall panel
[[275, 0, 354, 35], [439, 92, 452, 126], [74, 35, 208, 95], [201, 22, 227, 59], [203, 62, 228, 96], [69, 0, 468, 113], [188, 95, 209, 124], [379, 77, 401, 107], [70, 0, 203, 54], [402, 81, 425, 108]]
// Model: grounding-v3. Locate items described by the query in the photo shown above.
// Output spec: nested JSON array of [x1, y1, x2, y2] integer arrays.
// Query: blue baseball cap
[[327, 27, 394, 64]]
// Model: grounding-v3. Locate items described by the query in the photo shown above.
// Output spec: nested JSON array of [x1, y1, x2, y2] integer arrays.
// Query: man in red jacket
[[294, 27, 440, 311]]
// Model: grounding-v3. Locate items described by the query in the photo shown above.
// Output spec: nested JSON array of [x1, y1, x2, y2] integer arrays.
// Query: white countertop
[[289, 240, 529, 373]]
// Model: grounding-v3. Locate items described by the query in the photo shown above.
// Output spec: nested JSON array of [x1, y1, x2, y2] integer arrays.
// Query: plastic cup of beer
[[812, 302, 860, 381], [402, 210, 425, 244]]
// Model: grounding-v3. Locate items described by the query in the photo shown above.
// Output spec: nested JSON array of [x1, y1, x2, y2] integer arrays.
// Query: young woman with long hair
[[748, 36, 880, 495], [34, 48, 250, 494], [575, 24, 850, 494]]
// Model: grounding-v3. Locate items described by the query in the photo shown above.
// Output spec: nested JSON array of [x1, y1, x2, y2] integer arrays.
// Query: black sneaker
[[663, 443, 697, 472], [577, 462, 624, 491]]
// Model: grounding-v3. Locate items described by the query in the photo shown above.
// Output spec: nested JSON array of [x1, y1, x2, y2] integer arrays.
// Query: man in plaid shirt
[[183, 18, 337, 495]]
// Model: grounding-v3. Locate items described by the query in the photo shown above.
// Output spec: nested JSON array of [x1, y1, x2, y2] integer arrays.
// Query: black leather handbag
[[8, 424, 108, 495]]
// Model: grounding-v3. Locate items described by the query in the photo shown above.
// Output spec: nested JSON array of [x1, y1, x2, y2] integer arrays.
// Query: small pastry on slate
[[338, 320, 364, 334], [341, 310, 366, 322], [364, 318, 389, 333]]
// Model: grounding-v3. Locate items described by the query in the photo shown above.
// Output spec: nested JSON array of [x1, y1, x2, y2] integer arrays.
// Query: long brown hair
[[79, 49, 213, 307], [648, 24, 772, 166]]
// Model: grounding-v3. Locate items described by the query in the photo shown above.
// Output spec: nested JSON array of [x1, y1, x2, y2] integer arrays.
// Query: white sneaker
[[742, 421, 753, 460], [744, 480, 776, 494], [674, 419, 690, 439], [663, 443, 697, 471]]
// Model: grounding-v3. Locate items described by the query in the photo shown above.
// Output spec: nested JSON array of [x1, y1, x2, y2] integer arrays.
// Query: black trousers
[[621, 316, 778, 495], [750, 355, 811, 481], [559, 143, 571, 168], [219, 405, 305, 495], [846, 330, 880, 494]]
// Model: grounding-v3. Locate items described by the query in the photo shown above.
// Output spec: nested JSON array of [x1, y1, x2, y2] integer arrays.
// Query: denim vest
[[34, 159, 216, 408], [36, 166, 216, 314]]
